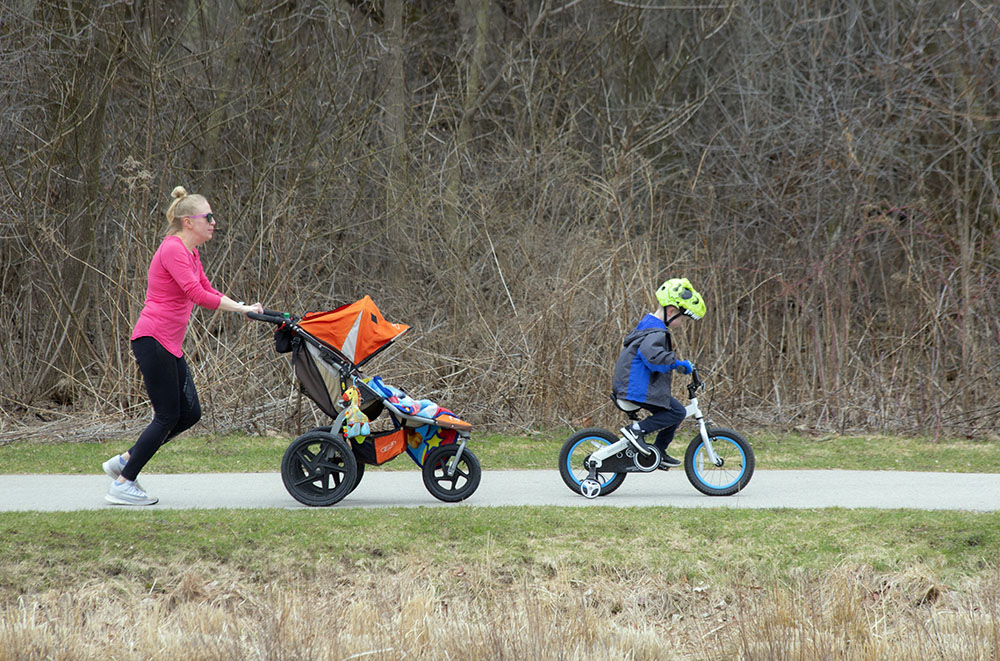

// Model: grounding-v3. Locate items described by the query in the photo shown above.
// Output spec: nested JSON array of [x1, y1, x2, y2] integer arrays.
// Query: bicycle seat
[[610, 394, 642, 413]]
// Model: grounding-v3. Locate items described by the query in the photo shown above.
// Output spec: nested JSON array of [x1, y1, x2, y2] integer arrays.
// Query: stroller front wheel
[[422, 444, 481, 502], [281, 430, 358, 507]]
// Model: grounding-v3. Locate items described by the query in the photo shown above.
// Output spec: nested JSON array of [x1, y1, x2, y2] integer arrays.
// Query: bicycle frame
[[685, 394, 722, 466], [586, 369, 722, 470]]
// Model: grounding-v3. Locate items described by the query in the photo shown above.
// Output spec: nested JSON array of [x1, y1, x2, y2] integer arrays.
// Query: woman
[[103, 186, 264, 505]]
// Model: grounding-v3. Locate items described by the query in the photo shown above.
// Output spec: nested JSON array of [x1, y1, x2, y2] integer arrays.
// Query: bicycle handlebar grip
[[689, 367, 704, 390]]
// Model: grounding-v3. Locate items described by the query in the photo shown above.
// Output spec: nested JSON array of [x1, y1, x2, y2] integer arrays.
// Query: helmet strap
[[664, 308, 684, 327]]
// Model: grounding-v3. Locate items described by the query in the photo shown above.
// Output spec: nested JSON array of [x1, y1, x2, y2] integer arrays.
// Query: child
[[611, 278, 706, 469]]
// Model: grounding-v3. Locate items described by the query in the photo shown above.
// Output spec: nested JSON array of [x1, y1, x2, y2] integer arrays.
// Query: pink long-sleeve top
[[131, 235, 224, 357]]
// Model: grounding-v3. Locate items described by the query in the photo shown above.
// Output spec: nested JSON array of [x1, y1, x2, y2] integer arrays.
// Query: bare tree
[[2, 0, 998, 440]]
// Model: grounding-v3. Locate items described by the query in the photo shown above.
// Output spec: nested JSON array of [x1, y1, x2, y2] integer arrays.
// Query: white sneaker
[[103, 455, 143, 491], [105, 480, 158, 506], [102, 454, 126, 480]]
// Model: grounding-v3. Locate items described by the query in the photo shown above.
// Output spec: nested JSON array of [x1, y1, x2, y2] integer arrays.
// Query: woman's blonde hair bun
[[164, 186, 206, 236]]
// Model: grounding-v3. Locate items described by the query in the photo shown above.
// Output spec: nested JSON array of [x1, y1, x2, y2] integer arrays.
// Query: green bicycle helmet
[[655, 278, 706, 320]]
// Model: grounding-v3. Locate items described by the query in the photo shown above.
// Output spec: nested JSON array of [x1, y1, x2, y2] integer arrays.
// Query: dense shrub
[[2, 1, 997, 436]]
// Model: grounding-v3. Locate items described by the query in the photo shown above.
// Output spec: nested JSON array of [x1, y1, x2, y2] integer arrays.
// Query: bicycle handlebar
[[687, 367, 704, 399]]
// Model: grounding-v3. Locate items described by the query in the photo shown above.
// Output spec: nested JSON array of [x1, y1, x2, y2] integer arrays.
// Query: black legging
[[124, 336, 202, 481]]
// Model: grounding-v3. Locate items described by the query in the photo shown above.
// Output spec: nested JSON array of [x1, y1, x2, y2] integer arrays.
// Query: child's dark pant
[[124, 337, 202, 481], [636, 397, 687, 450]]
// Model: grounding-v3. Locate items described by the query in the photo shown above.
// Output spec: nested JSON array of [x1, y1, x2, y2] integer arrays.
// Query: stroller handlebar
[[248, 310, 291, 325]]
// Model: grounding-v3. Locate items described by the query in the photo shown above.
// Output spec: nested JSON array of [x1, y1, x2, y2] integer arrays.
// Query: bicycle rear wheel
[[558, 428, 627, 497]]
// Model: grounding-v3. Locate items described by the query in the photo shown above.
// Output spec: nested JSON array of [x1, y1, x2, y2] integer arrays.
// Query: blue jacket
[[611, 314, 676, 408]]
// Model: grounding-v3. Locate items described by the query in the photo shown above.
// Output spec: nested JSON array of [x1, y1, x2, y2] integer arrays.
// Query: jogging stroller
[[250, 296, 481, 506]]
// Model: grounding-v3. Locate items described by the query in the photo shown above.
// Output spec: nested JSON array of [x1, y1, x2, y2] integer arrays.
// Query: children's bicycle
[[558, 368, 754, 498]]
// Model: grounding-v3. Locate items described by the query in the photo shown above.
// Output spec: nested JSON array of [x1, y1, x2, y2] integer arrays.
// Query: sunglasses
[[187, 213, 216, 223]]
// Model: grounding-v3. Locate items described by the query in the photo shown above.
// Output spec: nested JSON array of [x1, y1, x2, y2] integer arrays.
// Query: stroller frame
[[251, 300, 481, 506]]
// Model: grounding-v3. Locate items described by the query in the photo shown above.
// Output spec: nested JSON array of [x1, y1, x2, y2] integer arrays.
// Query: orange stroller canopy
[[298, 296, 409, 365]]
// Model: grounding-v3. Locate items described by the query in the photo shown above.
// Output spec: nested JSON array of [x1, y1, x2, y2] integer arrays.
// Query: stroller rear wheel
[[281, 430, 358, 507], [421, 444, 481, 502]]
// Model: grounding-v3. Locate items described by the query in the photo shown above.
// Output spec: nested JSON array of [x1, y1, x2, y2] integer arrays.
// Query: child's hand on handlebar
[[670, 359, 693, 374]]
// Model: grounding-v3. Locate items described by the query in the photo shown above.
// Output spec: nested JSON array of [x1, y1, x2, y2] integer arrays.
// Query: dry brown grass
[[2, 559, 996, 660]]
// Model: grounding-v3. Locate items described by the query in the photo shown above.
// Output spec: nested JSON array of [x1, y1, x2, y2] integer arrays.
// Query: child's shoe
[[620, 423, 652, 454], [658, 453, 681, 469]]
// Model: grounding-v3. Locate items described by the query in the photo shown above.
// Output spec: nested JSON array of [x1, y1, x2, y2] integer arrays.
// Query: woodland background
[[1, 0, 998, 441]]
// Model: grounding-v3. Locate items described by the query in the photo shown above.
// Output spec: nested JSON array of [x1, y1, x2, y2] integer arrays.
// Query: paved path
[[0, 470, 997, 511]]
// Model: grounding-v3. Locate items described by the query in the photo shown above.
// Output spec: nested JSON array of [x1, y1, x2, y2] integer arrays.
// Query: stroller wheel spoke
[[281, 431, 357, 507], [445, 467, 469, 485], [292, 474, 318, 488], [294, 449, 316, 470], [421, 444, 481, 503], [316, 460, 347, 476]]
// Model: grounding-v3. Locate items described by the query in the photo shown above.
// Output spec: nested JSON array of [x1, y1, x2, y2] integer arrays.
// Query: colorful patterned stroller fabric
[[369, 376, 472, 432], [251, 297, 481, 507]]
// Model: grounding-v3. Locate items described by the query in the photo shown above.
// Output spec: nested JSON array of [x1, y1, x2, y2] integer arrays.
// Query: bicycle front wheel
[[684, 428, 754, 496]]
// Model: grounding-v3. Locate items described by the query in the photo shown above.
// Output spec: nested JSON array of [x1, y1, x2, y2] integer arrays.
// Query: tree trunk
[[444, 0, 489, 242], [44, 4, 123, 403], [383, 0, 408, 223]]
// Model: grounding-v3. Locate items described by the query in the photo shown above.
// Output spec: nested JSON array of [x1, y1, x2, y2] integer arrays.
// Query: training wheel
[[580, 478, 602, 499]]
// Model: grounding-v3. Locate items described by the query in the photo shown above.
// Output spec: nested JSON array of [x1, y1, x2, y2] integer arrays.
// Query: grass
[[750, 430, 1000, 472], [1, 428, 999, 474], [1, 507, 998, 659], [2, 431, 999, 659], [2, 508, 998, 593]]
